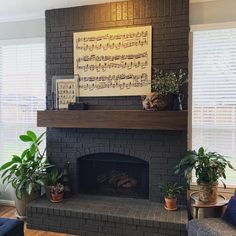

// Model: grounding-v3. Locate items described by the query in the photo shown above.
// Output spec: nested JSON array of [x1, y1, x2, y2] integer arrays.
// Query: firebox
[[77, 153, 149, 199]]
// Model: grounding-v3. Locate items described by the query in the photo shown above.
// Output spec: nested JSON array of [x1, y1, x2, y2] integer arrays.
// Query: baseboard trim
[[0, 199, 15, 206]]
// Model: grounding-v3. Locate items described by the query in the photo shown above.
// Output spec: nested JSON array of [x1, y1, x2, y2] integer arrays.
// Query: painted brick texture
[[27, 195, 188, 236]]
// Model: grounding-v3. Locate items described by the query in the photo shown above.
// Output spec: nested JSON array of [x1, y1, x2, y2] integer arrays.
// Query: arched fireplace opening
[[77, 153, 149, 199]]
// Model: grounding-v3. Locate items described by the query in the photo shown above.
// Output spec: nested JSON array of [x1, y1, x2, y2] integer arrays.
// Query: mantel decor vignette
[[51, 25, 187, 112]]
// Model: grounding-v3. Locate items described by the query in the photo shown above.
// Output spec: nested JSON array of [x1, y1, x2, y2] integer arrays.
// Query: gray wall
[[0, 18, 45, 40], [190, 0, 236, 26]]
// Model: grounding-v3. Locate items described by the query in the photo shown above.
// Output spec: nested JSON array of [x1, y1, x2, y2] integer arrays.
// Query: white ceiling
[[0, 0, 217, 23], [0, 0, 123, 23]]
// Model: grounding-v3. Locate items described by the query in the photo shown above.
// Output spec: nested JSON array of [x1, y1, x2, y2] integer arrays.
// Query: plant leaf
[[21, 149, 29, 159], [19, 135, 33, 142], [0, 161, 13, 170], [1, 168, 11, 178], [2, 175, 11, 185], [27, 131, 37, 142], [15, 188, 22, 200], [35, 179, 44, 186], [198, 147, 204, 156], [36, 132, 46, 143], [26, 182, 33, 195], [12, 155, 22, 163], [30, 144, 36, 155]]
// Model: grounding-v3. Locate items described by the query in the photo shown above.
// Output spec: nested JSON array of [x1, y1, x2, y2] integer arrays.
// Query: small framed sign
[[56, 79, 76, 109], [52, 75, 78, 109]]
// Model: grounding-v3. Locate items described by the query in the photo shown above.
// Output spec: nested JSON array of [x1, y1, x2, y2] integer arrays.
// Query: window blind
[[192, 28, 236, 185], [0, 38, 45, 200]]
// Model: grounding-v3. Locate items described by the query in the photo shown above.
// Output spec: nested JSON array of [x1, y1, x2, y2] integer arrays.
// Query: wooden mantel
[[37, 110, 187, 131]]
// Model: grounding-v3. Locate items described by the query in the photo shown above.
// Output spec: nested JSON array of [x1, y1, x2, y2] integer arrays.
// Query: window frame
[[189, 22, 236, 191], [0, 37, 46, 201]]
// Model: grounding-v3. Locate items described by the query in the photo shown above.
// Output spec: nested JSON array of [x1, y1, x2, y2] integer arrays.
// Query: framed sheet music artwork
[[52, 76, 78, 109], [73, 26, 152, 97]]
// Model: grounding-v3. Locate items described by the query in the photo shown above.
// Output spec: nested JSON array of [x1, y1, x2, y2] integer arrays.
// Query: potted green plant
[[0, 131, 51, 218], [175, 147, 236, 203], [43, 168, 62, 200], [50, 183, 64, 203], [151, 68, 187, 110], [160, 183, 183, 211]]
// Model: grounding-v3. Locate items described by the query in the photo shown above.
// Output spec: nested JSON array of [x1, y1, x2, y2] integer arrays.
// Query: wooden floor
[[0, 205, 74, 236]]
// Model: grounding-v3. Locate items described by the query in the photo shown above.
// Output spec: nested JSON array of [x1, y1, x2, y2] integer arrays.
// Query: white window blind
[[0, 38, 45, 200], [192, 28, 236, 185]]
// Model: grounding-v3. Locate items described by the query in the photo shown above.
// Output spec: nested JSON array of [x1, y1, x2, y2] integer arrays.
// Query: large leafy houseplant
[[175, 147, 235, 203], [0, 131, 50, 200]]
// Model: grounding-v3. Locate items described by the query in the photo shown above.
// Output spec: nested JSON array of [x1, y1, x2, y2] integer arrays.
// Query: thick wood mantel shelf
[[37, 110, 187, 131]]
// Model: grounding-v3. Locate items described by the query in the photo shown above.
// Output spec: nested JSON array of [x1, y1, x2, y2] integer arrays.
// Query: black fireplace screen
[[78, 153, 149, 199]]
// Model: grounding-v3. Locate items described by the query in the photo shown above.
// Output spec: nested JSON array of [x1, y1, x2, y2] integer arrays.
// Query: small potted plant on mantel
[[160, 183, 183, 211], [142, 68, 187, 111], [175, 147, 236, 203]]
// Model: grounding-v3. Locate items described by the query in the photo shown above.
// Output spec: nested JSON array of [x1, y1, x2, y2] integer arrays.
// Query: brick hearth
[[27, 194, 188, 236]]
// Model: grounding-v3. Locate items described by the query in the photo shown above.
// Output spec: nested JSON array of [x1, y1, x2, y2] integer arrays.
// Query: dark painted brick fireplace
[[27, 1, 190, 235], [47, 128, 187, 202], [45, 0, 189, 202]]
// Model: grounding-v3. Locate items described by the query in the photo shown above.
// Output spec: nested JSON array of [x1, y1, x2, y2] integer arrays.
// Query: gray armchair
[[187, 218, 236, 236]]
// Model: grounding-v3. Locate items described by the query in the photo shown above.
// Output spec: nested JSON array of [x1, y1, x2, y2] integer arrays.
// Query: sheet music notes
[[74, 26, 152, 97]]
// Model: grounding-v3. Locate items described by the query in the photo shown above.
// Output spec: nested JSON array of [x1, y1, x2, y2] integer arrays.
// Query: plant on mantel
[[151, 68, 187, 95], [142, 68, 187, 111]]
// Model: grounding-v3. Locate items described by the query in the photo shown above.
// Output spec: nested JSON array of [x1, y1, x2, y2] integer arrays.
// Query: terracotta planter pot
[[50, 192, 64, 203], [198, 182, 218, 204], [164, 197, 177, 211]]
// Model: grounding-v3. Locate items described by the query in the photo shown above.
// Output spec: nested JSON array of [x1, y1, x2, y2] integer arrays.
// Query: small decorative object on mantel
[[160, 183, 183, 211], [175, 147, 236, 204], [68, 102, 88, 110], [61, 162, 72, 198], [142, 92, 168, 111], [51, 75, 79, 110], [143, 68, 187, 111]]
